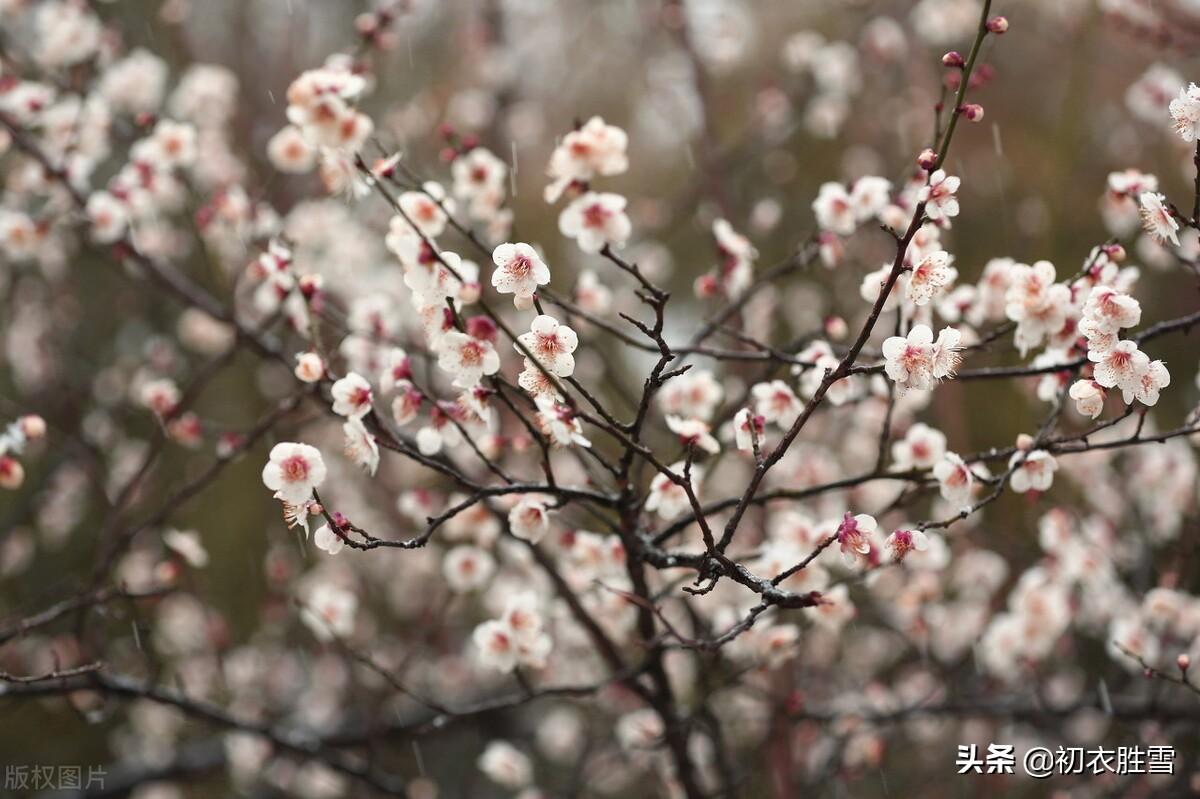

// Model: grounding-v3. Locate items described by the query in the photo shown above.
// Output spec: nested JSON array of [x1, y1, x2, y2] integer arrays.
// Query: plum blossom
[[891, 423, 946, 470], [342, 418, 379, 476], [558, 192, 631, 253], [1122, 360, 1170, 406], [1168, 82, 1200, 142], [313, 524, 345, 555], [509, 496, 552, 542], [544, 116, 629, 202], [882, 325, 959, 391], [933, 452, 974, 508], [666, 416, 720, 454], [919, 170, 960, 220], [478, 741, 533, 789], [1009, 449, 1058, 493], [906, 250, 954, 306], [331, 372, 373, 418], [836, 512, 876, 566], [849, 176, 892, 222], [294, 352, 325, 383], [86, 192, 129, 244], [261, 443, 326, 505], [1068, 380, 1106, 418], [812, 182, 856, 235], [659, 370, 723, 421], [646, 463, 701, 519], [491, 242, 551, 309], [1089, 340, 1149, 391], [1138, 192, 1179, 246], [443, 546, 496, 592], [733, 408, 765, 452], [885, 529, 929, 562], [300, 583, 356, 641], [516, 315, 578, 377], [439, 330, 501, 388], [1083, 286, 1141, 332], [398, 183, 453, 238], [535, 396, 591, 448], [751, 380, 802, 428]]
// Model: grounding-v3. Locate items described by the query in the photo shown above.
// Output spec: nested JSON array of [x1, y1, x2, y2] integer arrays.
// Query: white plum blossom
[[666, 416, 720, 454], [812, 182, 856, 235], [478, 741, 533, 789], [882, 325, 959, 392], [1083, 286, 1141, 332], [1009, 449, 1058, 493], [733, 408, 765, 452], [1138, 192, 1179, 246], [492, 242, 551, 309], [516, 315, 578, 377], [86, 192, 129, 243], [646, 463, 701, 519], [262, 443, 326, 505], [558, 192, 631, 253], [891, 423, 946, 470], [300, 583, 356, 641], [342, 418, 379, 476], [1068, 380, 1106, 418], [313, 524, 345, 555], [1089, 340, 1149, 391], [1123, 360, 1170, 406], [1168, 83, 1200, 142], [919, 169, 960, 221], [849, 176, 893, 222], [535, 396, 591, 448], [933, 452, 974, 508], [544, 116, 629, 202], [443, 546, 496, 592], [439, 330, 501, 388], [751, 380, 801, 427], [398, 183, 453, 238], [509, 496, 552, 543], [330, 372, 373, 418], [906, 250, 954, 306]]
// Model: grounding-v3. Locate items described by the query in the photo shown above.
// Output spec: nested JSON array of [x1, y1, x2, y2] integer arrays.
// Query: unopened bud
[[1103, 243, 1126, 262], [294, 352, 325, 383], [1179, 653, 1191, 672], [1015, 433, 1034, 451], [694, 273, 720, 299], [824, 315, 849, 341], [917, 148, 938, 171], [942, 51, 965, 68], [19, 414, 46, 440], [0, 456, 24, 490], [986, 16, 1009, 34], [960, 103, 985, 122]]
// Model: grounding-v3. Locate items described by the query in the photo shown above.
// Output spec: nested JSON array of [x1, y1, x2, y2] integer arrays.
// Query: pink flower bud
[[942, 51, 965, 68], [294, 352, 325, 383], [1179, 653, 1191, 672], [19, 414, 46, 440], [466, 315, 498, 342], [917, 148, 938, 170], [960, 103, 985, 122], [0, 456, 24, 490], [1103, 243, 1126, 262], [986, 16, 1009, 34], [824, 315, 849, 340], [1015, 433, 1034, 451], [694, 273, 720, 299]]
